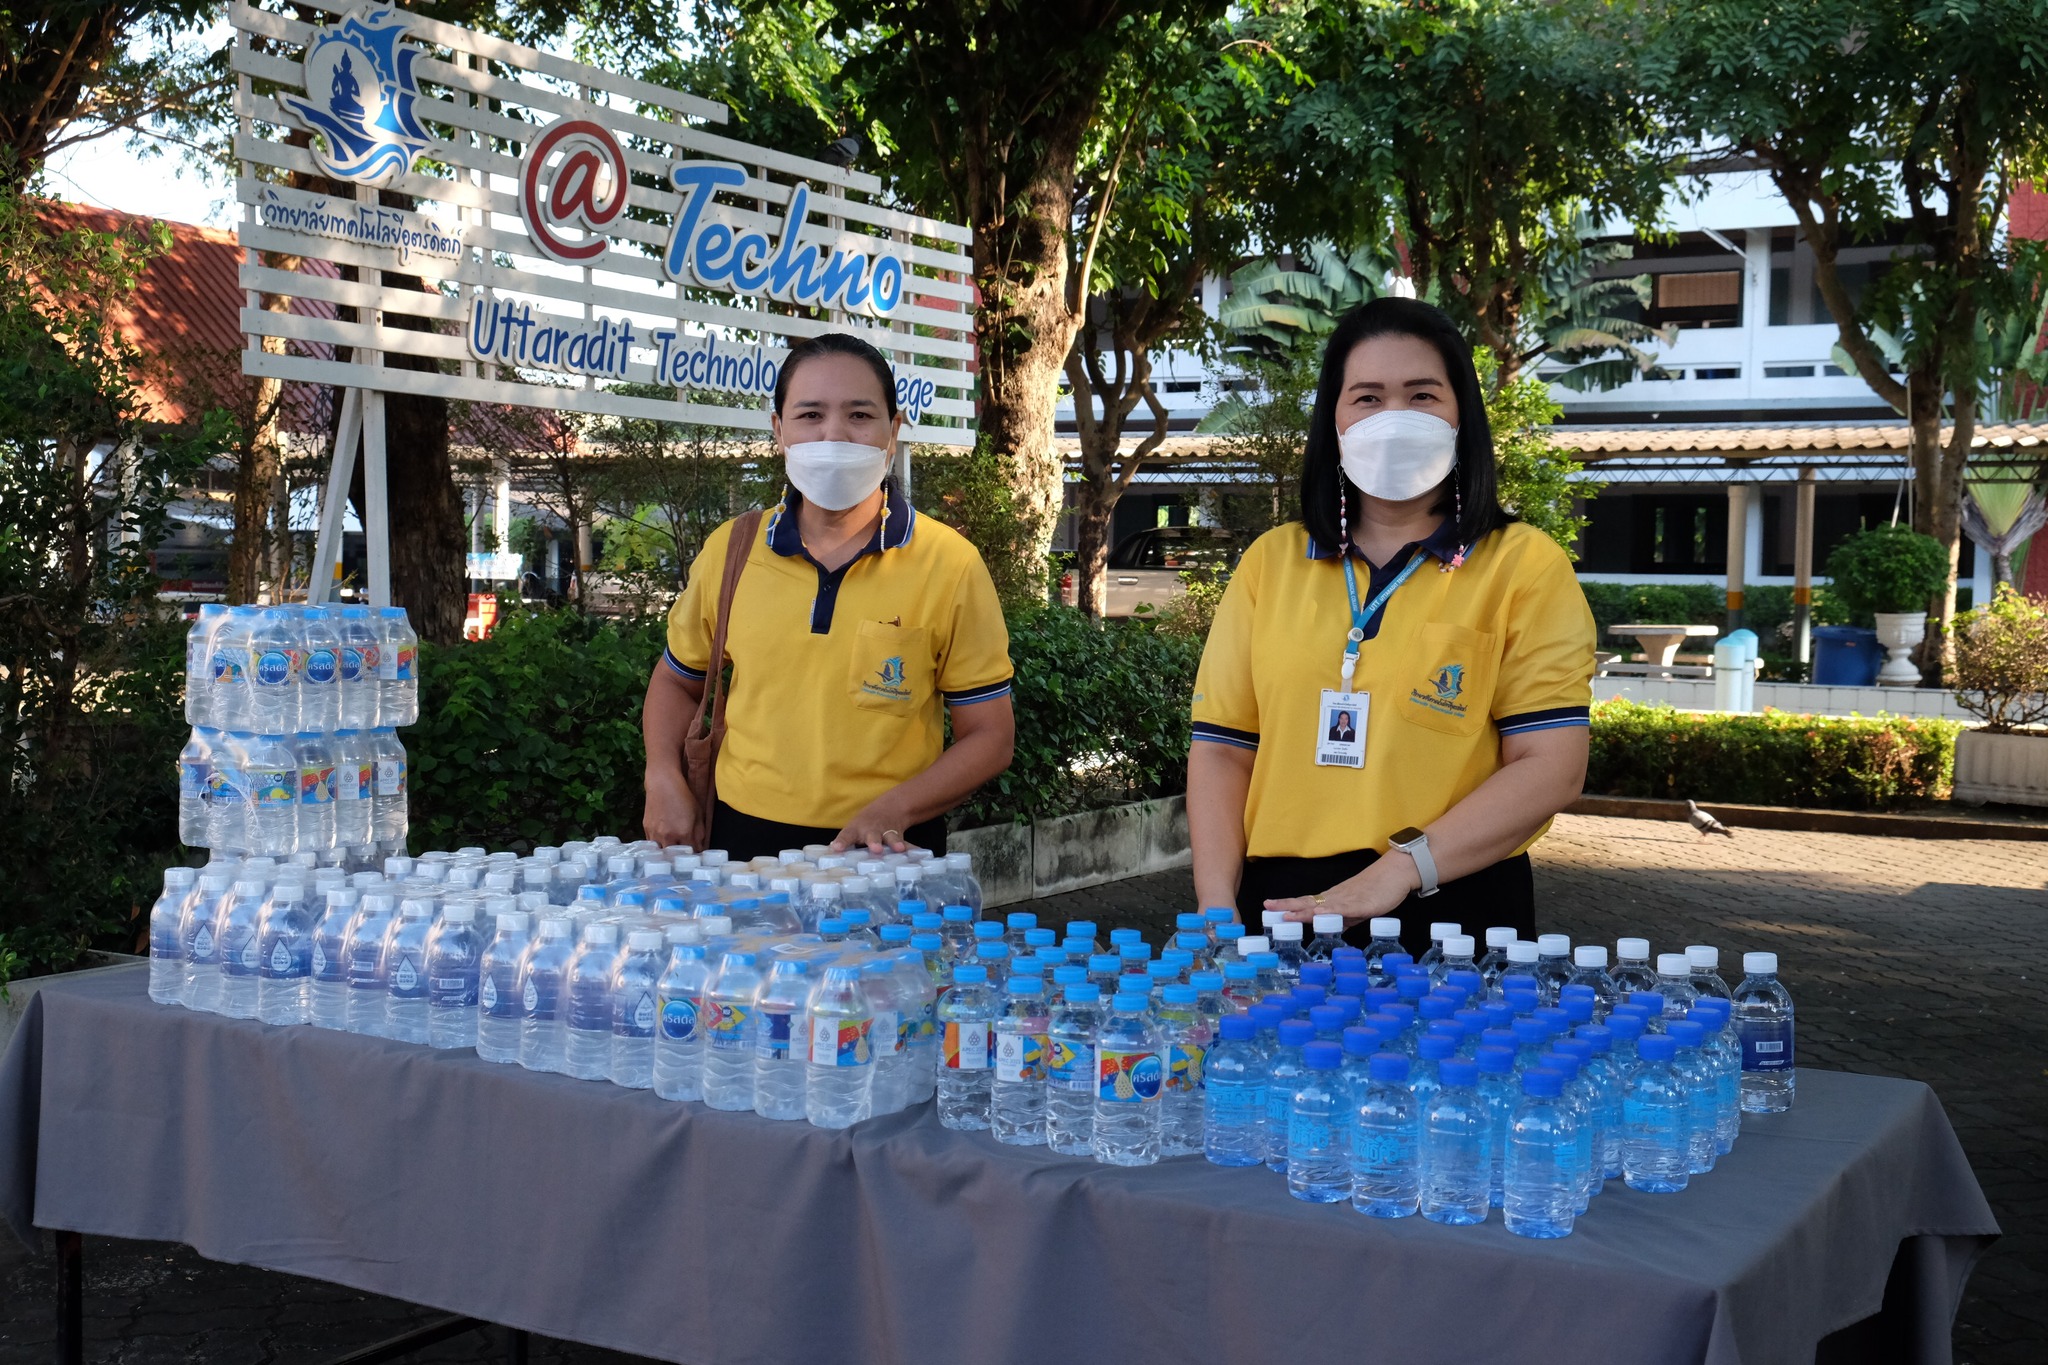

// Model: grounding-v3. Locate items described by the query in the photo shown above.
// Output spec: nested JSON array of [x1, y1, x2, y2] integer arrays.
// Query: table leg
[[506, 1327, 530, 1365], [54, 1230, 82, 1365], [325, 1314, 483, 1364]]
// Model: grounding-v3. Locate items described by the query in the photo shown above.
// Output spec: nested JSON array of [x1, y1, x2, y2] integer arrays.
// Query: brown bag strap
[[693, 508, 763, 739]]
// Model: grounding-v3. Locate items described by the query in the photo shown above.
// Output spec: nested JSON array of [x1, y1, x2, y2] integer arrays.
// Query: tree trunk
[[1911, 373, 1974, 685], [226, 416, 280, 603], [381, 363, 467, 644], [1072, 482, 1117, 617]]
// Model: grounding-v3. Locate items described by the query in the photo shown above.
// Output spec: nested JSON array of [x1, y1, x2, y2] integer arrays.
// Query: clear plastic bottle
[[1497, 940, 1541, 1000], [1564, 946, 1620, 1017], [1045, 980, 1101, 1155], [991, 977, 1049, 1145], [805, 964, 877, 1128], [701, 950, 763, 1110], [301, 886, 351, 1027], [1092, 990, 1163, 1166], [560, 922, 620, 1080], [652, 929, 712, 1100], [369, 727, 408, 847], [1157, 982, 1209, 1158], [1420, 1056, 1490, 1224], [1352, 1051, 1420, 1217], [243, 734, 298, 857], [148, 867, 198, 1003], [1611, 937, 1659, 995], [937, 964, 996, 1130], [210, 606, 260, 733], [475, 906, 531, 1063], [860, 959, 906, 1116], [751, 958, 811, 1119], [185, 603, 226, 727], [330, 729, 373, 848], [517, 915, 576, 1073], [1505, 1068, 1578, 1237], [254, 881, 313, 1025], [1263, 1018, 1313, 1173], [1418, 922, 1461, 974], [605, 928, 664, 1086], [1533, 933, 1573, 1004], [426, 903, 483, 1050], [1282, 1041, 1347, 1201], [213, 876, 266, 1019], [1574, 1025, 1624, 1179], [1666, 1018, 1718, 1175], [1542, 1049, 1597, 1210], [1203, 1014, 1267, 1166], [336, 604, 382, 730], [178, 729, 211, 848], [204, 731, 249, 855], [1428, 933, 1478, 989], [382, 899, 435, 1044], [342, 891, 398, 1035], [940, 851, 982, 912], [1359, 918, 1403, 985], [292, 731, 336, 854], [1474, 1044, 1518, 1208], [298, 606, 342, 732], [377, 606, 419, 726], [892, 943, 939, 1104], [1686, 944, 1733, 1000], [1306, 913, 1347, 963], [1622, 1033, 1691, 1192], [1476, 926, 1516, 990], [1654, 954, 1701, 1021], [1271, 921, 1307, 983], [1689, 1001, 1742, 1151], [247, 608, 301, 735]]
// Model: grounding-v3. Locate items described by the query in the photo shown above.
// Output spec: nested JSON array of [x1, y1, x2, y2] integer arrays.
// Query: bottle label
[[994, 1029, 1047, 1083], [237, 940, 258, 971], [340, 646, 364, 683], [522, 978, 539, 1012], [756, 1008, 796, 1060], [660, 994, 699, 1041], [250, 767, 295, 809], [1623, 1097, 1682, 1135], [430, 974, 475, 1007], [375, 757, 405, 796], [313, 941, 327, 976], [1207, 1084, 1264, 1124], [1266, 1089, 1291, 1130], [706, 1000, 751, 1051], [179, 759, 208, 799], [872, 1009, 901, 1057], [942, 1020, 990, 1070], [480, 976, 496, 1011], [810, 1014, 874, 1067], [304, 648, 338, 685], [268, 939, 292, 974], [1097, 1047, 1162, 1104], [395, 645, 416, 682], [631, 993, 656, 1032], [1740, 1020, 1795, 1072], [253, 648, 295, 688], [1048, 1036, 1091, 1091], [211, 650, 243, 684], [918, 1000, 937, 1041], [207, 767, 240, 807], [1288, 1112, 1335, 1155], [191, 925, 215, 962], [391, 956, 420, 994], [1167, 1041, 1206, 1094], [299, 763, 335, 805], [1355, 1129, 1412, 1169], [378, 644, 401, 681]]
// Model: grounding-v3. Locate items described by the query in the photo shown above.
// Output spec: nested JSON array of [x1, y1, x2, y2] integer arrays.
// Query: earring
[[1337, 470, 1349, 554]]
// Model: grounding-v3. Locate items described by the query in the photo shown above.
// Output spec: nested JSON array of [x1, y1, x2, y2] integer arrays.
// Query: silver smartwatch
[[1389, 826, 1440, 898]]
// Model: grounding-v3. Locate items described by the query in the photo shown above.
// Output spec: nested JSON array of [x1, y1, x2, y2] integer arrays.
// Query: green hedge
[[1586, 699, 1959, 810]]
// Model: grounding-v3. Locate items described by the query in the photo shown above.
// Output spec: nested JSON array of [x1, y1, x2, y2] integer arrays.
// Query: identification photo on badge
[[1316, 689, 1368, 768]]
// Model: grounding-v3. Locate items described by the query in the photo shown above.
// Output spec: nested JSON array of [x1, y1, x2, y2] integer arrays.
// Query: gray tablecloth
[[0, 965, 1998, 1365]]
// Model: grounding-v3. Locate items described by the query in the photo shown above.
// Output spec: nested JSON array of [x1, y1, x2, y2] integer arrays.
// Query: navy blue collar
[[766, 479, 915, 560], [1305, 516, 1462, 567]]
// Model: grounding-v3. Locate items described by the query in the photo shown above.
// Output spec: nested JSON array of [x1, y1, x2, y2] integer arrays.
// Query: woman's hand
[[642, 768, 699, 849], [1264, 850, 1421, 924], [831, 795, 921, 856]]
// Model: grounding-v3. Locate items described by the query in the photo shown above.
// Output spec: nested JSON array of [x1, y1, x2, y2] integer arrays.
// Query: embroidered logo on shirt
[[862, 654, 912, 702], [1410, 662, 1469, 717]]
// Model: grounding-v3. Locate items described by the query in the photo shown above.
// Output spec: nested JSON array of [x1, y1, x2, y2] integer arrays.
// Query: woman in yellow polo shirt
[[1187, 298, 1594, 954], [641, 333, 1015, 859]]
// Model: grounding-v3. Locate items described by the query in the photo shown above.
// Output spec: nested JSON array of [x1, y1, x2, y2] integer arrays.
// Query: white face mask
[[783, 440, 891, 511], [1337, 409, 1458, 502]]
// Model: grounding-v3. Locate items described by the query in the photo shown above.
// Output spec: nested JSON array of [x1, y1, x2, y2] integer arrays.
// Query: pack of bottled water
[[178, 602, 418, 860]]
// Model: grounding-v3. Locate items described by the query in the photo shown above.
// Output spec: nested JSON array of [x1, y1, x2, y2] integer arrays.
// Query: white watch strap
[[1401, 833, 1440, 898]]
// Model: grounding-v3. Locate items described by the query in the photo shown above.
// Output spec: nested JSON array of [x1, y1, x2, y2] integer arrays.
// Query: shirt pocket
[[1399, 622, 1500, 738], [848, 619, 933, 716]]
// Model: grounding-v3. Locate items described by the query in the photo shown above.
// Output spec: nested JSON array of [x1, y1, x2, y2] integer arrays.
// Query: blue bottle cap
[[1007, 912, 1037, 930], [1175, 932, 1208, 952], [1120, 973, 1151, 997], [1417, 996, 1455, 1021], [1147, 960, 1178, 981], [1417, 1034, 1457, 1062], [1119, 942, 1151, 962], [1561, 997, 1595, 1024], [911, 933, 943, 952], [1693, 997, 1732, 1019], [1381, 953, 1414, 972], [1480, 1027, 1517, 1051], [1025, 928, 1056, 947], [953, 964, 989, 985], [1555, 1037, 1594, 1061], [1219, 1015, 1255, 1041], [1216, 924, 1245, 942], [1395, 977, 1429, 1001], [1308, 1005, 1344, 1032], [1190, 971, 1224, 991], [1369, 1052, 1411, 1083], [1110, 928, 1142, 946], [1300, 963, 1334, 987], [1334, 973, 1371, 996], [1177, 913, 1208, 931], [1512, 1018, 1550, 1045], [842, 908, 871, 926], [1687, 1007, 1725, 1032], [1291, 984, 1325, 1006], [1064, 983, 1102, 1004], [1426, 1021, 1463, 1040], [911, 912, 943, 930], [1440, 1058, 1479, 1088], [1559, 983, 1597, 1002], [1341, 1026, 1377, 1056], [1629, 991, 1666, 1013], [1446, 969, 1484, 995], [1006, 978, 1044, 996], [1051, 965, 1087, 985], [974, 922, 1004, 941], [879, 924, 911, 943], [1087, 955, 1120, 974], [1333, 946, 1366, 963], [1224, 962, 1257, 980], [977, 942, 1010, 960], [1535, 1006, 1570, 1031], [1248, 1004, 1286, 1031], [1065, 921, 1098, 939], [1012, 956, 1047, 978], [1278, 1019, 1315, 1046], [1162, 984, 1198, 1007], [1668, 1019, 1705, 1047], [817, 917, 848, 935], [1303, 1041, 1342, 1070], [1383, 1002, 1416, 1024], [1112, 991, 1150, 1012], [1162, 950, 1194, 970], [1475, 1045, 1516, 1075], [1250, 952, 1281, 970], [1365, 987, 1399, 1011], [1637, 1033, 1677, 1062], [1482, 1002, 1515, 1029], [1521, 1068, 1564, 1097], [1330, 995, 1363, 1022], [942, 905, 974, 922], [1204, 907, 1235, 925], [1576, 1024, 1613, 1053], [1606, 1014, 1646, 1042]]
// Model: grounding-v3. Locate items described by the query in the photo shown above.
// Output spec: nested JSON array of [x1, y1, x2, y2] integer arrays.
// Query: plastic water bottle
[[328, 729, 372, 847], [518, 915, 576, 1073], [474, 908, 531, 1062], [1689, 1001, 1741, 1151], [750, 958, 811, 1119], [936, 963, 996, 1129], [1202, 1014, 1267, 1165], [1666, 1018, 1717, 1174], [1157, 982, 1209, 1157], [338, 891, 395, 1034], [701, 950, 763, 1110], [208, 606, 256, 732], [382, 899, 434, 1044], [337, 605, 382, 729], [604, 928, 663, 1086], [1687, 944, 1733, 1000], [1575, 1025, 1624, 1178], [421, 903, 479, 1049], [1504, 1068, 1577, 1237], [177, 729, 211, 848], [1421, 1056, 1490, 1224], [1532, 934, 1572, 1003], [243, 734, 298, 857], [1655, 954, 1700, 1020], [1611, 937, 1659, 994], [369, 727, 408, 846], [1305, 913, 1346, 963], [1271, 921, 1307, 983], [1623, 1032, 1690, 1192], [800, 965, 874, 1127], [1417, 922, 1459, 973], [990, 978, 1049, 1144], [1474, 1044, 1517, 1207], [1542, 1049, 1597, 1210], [1430, 933, 1478, 988], [212, 876, 265, 1019], [247, 608, 301, 734], [148, 867, 197, 1003], [1473, 926, 1512, 989], [1351, 1052, 1419, 1216], [651, 929, 711, 1099], [254, 882, 313, 1025], [298, 606, 342, 732], [1046, 981, 1101, 1155], [373, 607, 417, 725], [204, 732, 248, 854], [1263, 1018, 1313, 1172], [1092, 991, 1163, 1166], [306, 887, 355, 1029], [558, 922, 618, 1080], [1564, 946, 1619, 1017], [1280, 1041, 1344, 1201], [891, 946, 938, 1103], [860, 960, 906, 1115], [185, 603, 225, 726], [292, 732, 336, 854]]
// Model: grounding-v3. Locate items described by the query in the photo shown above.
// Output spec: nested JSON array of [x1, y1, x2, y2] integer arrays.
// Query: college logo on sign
[[278, 4, 430, 186], [519, 118, 628, 263], [1410, 661, 1470, 719]]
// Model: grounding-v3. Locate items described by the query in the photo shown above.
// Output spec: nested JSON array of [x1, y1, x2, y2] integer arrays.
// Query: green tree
[[1475, 348, 1600, 557], [1640, 0, 2048, 676]]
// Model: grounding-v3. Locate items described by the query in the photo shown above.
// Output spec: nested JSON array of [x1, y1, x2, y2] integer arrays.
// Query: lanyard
[[1340, 551, 1426, 687]]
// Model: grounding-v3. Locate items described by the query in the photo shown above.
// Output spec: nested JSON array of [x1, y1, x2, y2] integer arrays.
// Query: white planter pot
[[1874, 611, 1928, 686], [1953, 728, 2048, 807]]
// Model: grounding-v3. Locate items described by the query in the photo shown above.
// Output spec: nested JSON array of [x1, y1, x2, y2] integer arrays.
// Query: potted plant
[[1950, 585, 2048, 806], [1824, 525, 1952, 686]]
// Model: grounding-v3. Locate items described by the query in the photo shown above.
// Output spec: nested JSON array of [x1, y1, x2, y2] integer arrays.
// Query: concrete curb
[[1568, 794, 2048, 841], [952, 795, 1191, 909]]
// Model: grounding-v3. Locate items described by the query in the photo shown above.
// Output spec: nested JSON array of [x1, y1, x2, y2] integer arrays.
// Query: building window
[[1649, 271, 1742, 329], [1764, 365, 1815, 378]]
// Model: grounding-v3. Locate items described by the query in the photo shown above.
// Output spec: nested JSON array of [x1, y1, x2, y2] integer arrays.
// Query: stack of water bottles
[[178, 602, 418, 861]]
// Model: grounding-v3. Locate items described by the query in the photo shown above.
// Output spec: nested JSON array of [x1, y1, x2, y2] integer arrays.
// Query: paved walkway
[[2, 815, 2042, 1364]]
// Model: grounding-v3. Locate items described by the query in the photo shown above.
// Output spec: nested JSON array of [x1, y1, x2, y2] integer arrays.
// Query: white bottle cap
[[1657, 953, 1691, 977], [1236, 935, 1270, 956], [1617, 937, 1650, 960], [584, 922, 619, 945], [1743, 951, 1778, 976], [666, 922, 703, 945], [1686, 945, 1720, 969], [517, 891, 551, 914], [1506, 941, 1539, 964], [628, 929, 663, 951], [698, 915, 734, 937], [235, 878, 265, 896], [1485, 926, 1517, 948], [1369, 917, 1401, 938], [1261, 909, 1286, 929], [1273, 921, 1304, 942], [496, 911, 528, 933], [1537, 933, 1571, 956], [400, 899, 433, 919], [1313, 913, 1344, 934], [442, 903, 476, 924], [1574, 945, 1608, 968], [778, 849, 805, 864], [946, 852, 973, 870], [1444, 934, 1475, 957], [1429, 921, 1461, 941]]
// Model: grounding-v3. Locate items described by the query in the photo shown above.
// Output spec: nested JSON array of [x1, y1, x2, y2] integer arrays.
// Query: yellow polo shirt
[[664, 488, 1013, 829], [1191, 519, 1593, 860]]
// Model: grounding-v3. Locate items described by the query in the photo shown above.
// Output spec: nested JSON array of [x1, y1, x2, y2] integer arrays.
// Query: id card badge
[[1315, 689, 1368, 768]]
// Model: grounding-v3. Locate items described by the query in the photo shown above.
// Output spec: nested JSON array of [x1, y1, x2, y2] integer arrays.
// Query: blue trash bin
[[1811, 625, 1881, 686]]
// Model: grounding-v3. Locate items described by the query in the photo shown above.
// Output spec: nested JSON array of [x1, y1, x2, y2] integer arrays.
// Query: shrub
[[1586, 699, 1959, 810], [1825, 524, 1950, 619], [1949, 585, 2048, 732], [1578, 581, 1725, 646]]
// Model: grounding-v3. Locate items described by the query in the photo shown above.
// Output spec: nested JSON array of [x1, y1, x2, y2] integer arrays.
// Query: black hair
[[771, 332, 898, 417], [1298, 296, 1512, 555]]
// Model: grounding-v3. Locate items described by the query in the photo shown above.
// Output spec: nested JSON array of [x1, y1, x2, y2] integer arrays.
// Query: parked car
[[1061, 526, 1241, 617]]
